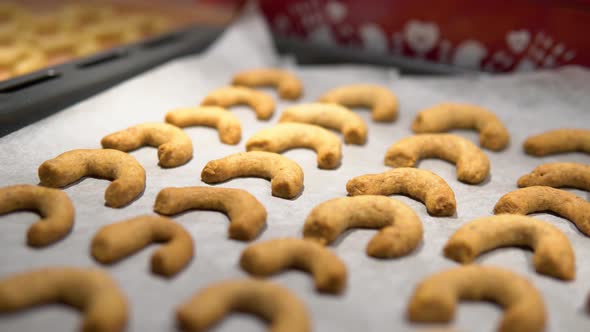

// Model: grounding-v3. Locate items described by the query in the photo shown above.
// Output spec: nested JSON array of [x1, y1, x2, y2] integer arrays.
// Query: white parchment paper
[[1, 6, 590, 332]]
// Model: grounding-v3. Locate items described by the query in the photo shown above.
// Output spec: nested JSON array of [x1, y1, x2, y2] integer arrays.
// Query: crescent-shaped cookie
[[411, 103, 510, 151], [154, 186, 267, 241], [494, 186, 590, 236], [101, 122, 193, 167], [346, 168, 456, 216], [38, 149, 146, 208], [517, 162, 590, 192], [201, 86, 274, 120], [303, 196, 423, 258], [407, 265, 545, 332], [443, 214, 575, 280], [231, 68, 303, 100], [0, 184, 74, 247], [240, 237, 347, 294], [246, 123, 342, 169], [523, 129, 590, 156], [0, 267, 128, 332], [165, 106, 241, 145], [318, 84, 399, 122], [91, 215, 194, 277], [384, 134, 490, 184], [279, 102, 368, 145], [201, 151, 304, 199], [176, 279, 310, 332], [346, 167, 457, 217]]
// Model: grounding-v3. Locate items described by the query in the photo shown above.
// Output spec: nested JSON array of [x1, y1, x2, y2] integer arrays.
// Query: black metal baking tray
[[0, 24, 224, 137], [273, 34, 477, 76]]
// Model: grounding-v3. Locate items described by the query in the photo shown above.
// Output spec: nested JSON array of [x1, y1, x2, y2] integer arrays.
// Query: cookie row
[[203, 68, 590, 158], [2, 161, 587, 275], [30, 144, 590, 213], [0, 266, 312, 332], [0, 210, 580, 332]]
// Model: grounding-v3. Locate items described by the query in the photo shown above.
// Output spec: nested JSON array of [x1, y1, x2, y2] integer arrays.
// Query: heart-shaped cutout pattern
[[360, 23, 388, 53], [403, 20, 439, 55], [506, 30, 530, 54], [326, 1, 347, 23], [452, 40, 487, 68]]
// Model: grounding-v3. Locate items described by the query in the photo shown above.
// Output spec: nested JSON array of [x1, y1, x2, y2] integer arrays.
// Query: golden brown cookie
[[101, 122, 193, 168], [176, 279, 310, 332], [82, 21, 140, 51], [0, 3, 29, 27], [12, 46, 46, 76], [303, 196, 423, 258], [91, 215, 194, 277], [201, 86, 275, 120], [523, 129, 590, 156], [123, 13, 169, 38], [246, 123, 342, 169], [165, 106, 241, 145], [0, 184, 74, 247], [0, 42, 38, 79], [231, 68, 303, 100], [407, 265, 545, 332], [443, 214, 575, 280], [0, 267, 128, 332], [494, 186, 590, 236], [517, 162, 590, 192], [240, 237, 347, 294], [38, 149, 146, 208], [318, 84, 399, 122], [279, 102, 368, 145], [154, 186, 266, 241], [384, 134, 490, 184], [346, 168, 456, 216], [201, 151, 304, 199], [59, 3, 114, 31], [411, 103, 510, 151]]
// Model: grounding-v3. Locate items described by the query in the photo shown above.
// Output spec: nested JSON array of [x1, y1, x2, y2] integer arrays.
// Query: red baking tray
[[259, 0, 590, 72]]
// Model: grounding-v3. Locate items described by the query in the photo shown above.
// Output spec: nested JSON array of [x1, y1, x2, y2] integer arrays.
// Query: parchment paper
[[1, 5, 590, 332]]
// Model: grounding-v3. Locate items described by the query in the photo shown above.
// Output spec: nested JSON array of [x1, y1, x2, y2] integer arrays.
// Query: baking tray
[[0, 24, 224, 137], [272, 34, 476, 75], [1, 6, 590, 332]]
